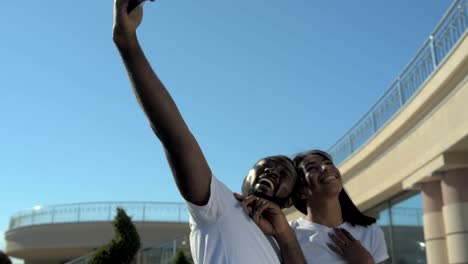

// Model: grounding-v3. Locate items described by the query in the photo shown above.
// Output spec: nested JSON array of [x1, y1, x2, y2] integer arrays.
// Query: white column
[[421, 180, 448, 264], [441, 169, 468, 264]]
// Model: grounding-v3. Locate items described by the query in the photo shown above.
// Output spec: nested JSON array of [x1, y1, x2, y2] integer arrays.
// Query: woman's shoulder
[[345, 223, 384, 238], [364, 223, 384, 234], [367, 223, 386, 240]]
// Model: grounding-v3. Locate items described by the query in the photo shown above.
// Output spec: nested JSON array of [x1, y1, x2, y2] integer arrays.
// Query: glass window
[[390, 193, 426, 264], [367, 202, 393, 264], [366, 192, 426, 264]]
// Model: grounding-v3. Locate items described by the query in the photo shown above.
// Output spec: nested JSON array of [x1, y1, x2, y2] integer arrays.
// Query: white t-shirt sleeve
[[184, 175, 233, 225], [371, 224, 389, 263]]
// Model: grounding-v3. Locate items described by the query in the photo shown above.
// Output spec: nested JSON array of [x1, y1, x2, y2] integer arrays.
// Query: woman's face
[[297, 154, 343, 198]]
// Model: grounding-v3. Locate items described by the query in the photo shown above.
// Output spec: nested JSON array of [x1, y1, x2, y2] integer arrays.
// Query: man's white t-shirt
[[185, 176, 281, 264], [290, 217, 388, 264]]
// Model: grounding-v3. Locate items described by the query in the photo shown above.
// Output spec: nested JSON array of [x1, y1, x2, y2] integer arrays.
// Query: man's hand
[[235, 193, 307, 264], [328, 228, 375, 264], [234, 193, 291, 239], [113, 0, 144, 44]]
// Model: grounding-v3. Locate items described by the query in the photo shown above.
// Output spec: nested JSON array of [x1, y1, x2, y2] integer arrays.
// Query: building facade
[[5, 202, 190, 264]]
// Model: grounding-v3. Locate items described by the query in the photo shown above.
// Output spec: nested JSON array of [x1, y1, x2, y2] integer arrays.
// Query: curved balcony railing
[[328, 0, 467, 165], [9, 201, 189, 230]]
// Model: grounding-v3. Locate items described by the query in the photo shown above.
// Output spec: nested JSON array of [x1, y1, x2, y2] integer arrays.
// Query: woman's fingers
[[329, 233, 345, 248], [340, 228, 356, 241], [327, 243, 344, 256], [334, 228, 350, 244]]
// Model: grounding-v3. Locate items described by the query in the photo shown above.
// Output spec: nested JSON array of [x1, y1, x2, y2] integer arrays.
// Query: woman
[[291, 150, 388, 264]]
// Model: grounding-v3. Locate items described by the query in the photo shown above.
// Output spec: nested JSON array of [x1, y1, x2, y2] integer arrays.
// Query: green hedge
[[173, 249, 192, 264], [88, 208, 141, 264]]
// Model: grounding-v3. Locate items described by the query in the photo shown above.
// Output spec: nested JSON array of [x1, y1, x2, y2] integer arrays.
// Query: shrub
[[88, 208, 141, 264], [173, 249, 192, 264]]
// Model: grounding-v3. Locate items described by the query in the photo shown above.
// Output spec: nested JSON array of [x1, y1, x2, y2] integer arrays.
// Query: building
[[5, 202, 190, 264]]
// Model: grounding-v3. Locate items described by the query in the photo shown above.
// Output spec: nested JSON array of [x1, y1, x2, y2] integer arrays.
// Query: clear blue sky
[[0, 0, 453, 255]]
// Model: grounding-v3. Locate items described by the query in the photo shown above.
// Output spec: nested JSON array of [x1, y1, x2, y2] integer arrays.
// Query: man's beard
[[249, 191, 289, 209]]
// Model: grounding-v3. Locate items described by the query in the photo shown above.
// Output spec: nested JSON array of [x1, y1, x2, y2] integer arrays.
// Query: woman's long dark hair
[[293, 150, 376, 227], [338, 189, 376, 226]]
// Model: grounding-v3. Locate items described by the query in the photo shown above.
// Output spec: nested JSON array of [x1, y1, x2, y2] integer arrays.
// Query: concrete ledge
[[5, 221, 190, 263]]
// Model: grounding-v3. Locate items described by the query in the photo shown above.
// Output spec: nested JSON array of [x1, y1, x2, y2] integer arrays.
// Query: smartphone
[[127, 0, 154, 14]]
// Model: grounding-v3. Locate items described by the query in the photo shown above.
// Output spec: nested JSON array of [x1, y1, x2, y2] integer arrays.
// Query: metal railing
[[9, 201, 189, 230], [328, 0, 467, 165]]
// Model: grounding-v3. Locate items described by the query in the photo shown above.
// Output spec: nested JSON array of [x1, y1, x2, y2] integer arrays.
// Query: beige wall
[[5, 221, 190, 264]]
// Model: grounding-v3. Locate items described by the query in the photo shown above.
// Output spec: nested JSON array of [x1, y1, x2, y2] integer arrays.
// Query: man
[[112, 0, 306, 263]]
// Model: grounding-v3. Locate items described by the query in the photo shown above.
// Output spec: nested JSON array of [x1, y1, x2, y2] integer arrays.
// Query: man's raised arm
[[112, 0, 211, 205]]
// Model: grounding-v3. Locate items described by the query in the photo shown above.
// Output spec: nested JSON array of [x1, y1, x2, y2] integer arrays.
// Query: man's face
[[297, 154, 342, 198], [243, 156, 297, 203]]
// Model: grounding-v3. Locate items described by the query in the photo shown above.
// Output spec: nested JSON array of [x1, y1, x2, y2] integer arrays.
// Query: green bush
[[173, 249, 192, 264], [88, 208, 141, 264]]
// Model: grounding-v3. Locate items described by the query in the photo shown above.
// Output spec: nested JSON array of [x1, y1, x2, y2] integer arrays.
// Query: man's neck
[[304, 196, 343, 227]]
